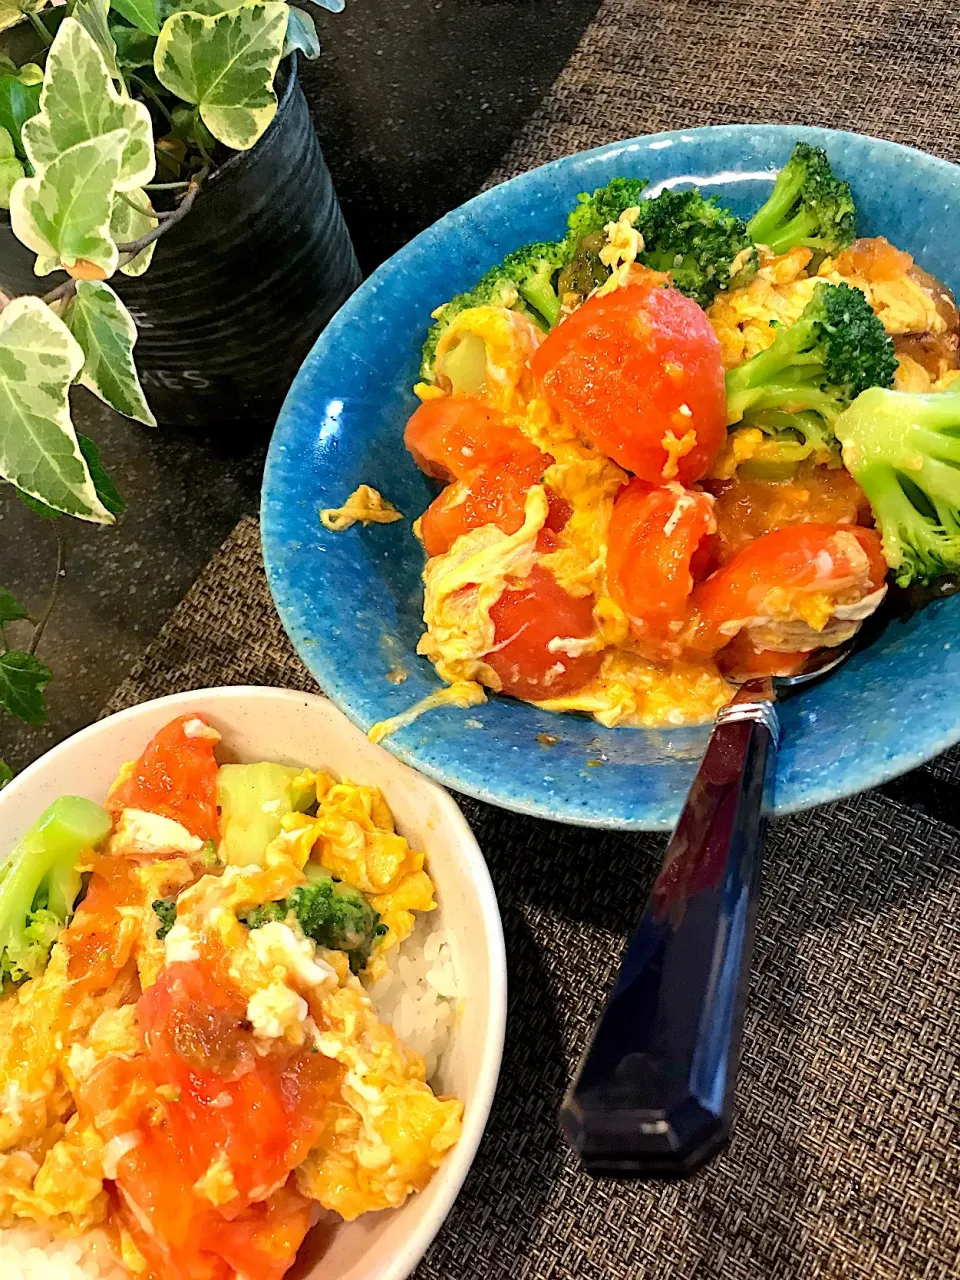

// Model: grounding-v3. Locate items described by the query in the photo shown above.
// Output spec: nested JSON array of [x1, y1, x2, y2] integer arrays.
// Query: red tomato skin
[[690, 524, 887, 655], [419, 463, 540, 557], [606, 479, 717, 658], [715, 632, 809, 680], [530, 277, 727, 483], [403, 396, 540, 481], [486, 565, 602, 701], [107, 714, 219, 842]]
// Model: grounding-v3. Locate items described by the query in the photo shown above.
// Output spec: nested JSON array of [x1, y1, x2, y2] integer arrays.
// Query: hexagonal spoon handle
[[559, 685, 779, 1177]]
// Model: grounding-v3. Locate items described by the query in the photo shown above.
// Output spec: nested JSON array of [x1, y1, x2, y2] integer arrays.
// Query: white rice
[[0, 1227, 127, 1280], [365, 917, 459, 1081]]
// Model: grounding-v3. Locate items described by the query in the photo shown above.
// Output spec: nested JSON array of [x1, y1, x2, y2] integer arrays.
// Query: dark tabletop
[[0, 0, 601, 770]]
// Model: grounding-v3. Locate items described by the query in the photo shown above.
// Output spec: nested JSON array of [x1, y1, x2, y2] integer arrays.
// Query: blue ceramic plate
[[263, 123, 960, 830]]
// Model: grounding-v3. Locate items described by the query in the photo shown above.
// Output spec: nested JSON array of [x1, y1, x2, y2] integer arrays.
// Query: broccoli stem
[[747, 168, 808, 248], [517, 271, 562, 327], [0, 797, 112, 973]]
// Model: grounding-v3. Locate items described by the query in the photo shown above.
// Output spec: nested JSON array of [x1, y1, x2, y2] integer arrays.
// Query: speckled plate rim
[[263, 122, 960, 830]]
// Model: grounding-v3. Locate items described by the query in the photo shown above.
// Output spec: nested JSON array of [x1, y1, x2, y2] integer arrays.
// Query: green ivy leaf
[[74, 0, 121, 81], [154, 1, 287, 151], [17, 63, 43, 86], [283, 7, 319, 58], [0, 586, 28, 624], [66, 281, 155, 426], [0, 650, 52, 725], [112, 0, 160, 34], [10, 128, 127, 276], [112, 25, 157, 67], [0, 125, 24, 209], [77, 433, 126, 517], [0, 296, 111, 522], [17, 490, 60, 519], [0, 0, 49, 33], [22, 18, 155, 192], [0, 74, 40, 160], [111, 187, 157, 275], [0, 760, 13, 790], [156, 0, 240, 21]]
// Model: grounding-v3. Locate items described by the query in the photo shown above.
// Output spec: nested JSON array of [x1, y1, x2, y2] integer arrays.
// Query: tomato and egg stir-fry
[[0, 716, 461, 1280], [399, 150, 960, 729]]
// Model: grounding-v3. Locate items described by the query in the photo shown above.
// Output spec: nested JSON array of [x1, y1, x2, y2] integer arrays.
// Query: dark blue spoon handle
[[560, 695, 779, 1177]]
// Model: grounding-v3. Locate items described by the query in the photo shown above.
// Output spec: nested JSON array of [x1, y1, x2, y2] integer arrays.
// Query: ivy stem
[[116, 165, 208, 257], [144, 180, 191, 191], [41, 276, 77, 306], [29, 523, 65, 657], [115, 189, 176, 219], [26, 10, 52, 46], [128, 73, 174, 127], [192, 112, 214, 168]]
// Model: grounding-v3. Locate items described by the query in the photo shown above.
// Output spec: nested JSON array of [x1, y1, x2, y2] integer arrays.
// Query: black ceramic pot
[[0, 58, 361, 428]]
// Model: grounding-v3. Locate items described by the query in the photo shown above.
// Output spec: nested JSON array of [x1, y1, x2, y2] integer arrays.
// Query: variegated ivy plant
[[0, 0, 338, 776]]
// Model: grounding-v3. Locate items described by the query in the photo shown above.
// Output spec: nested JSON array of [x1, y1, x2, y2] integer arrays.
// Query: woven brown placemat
[[104, 519, 960, 1279]]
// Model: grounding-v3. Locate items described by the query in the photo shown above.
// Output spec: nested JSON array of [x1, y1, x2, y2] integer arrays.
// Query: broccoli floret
[[835, 385, 960, 586], [152, 898, 177, 941], [0, 797, 112, 985], [420, 265, 543, 383], [725, 282, 897, 427], [501, 241, 569, 328], [240, 868, 383, 973], [740, 408, 842, 472], [240, 900, 287, 930], [632, 188, 758, 309], [747, 142, 856, 257], [565, 177, 650, 242]]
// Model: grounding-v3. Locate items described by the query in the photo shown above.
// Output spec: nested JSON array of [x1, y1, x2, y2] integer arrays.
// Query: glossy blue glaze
[[263, 123, 960, 831]]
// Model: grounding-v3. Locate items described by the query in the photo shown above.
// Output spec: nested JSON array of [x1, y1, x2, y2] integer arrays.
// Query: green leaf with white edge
[[73, 0, 121, 80], [10, 128, 126, 277], [77, 433, 126, 517], [0, 0, 47, 34], [283, 7, 319, 58], [66, 281, 155, 426], [0, 586, 28, 624], [22, 18, 155, 191], [0, 125, 23, 209], [0, 761, 13, 790], [0, 295, 112, 523], [17, 489, 59, 519], [112, 0, 160, 34], [0, 74, 40, 160], [0, 650, 52, 725], [111, 187, 157, 276], [154, 1, 287, 151], [156, 0, 243, 21], [112, 25, 157, 68]]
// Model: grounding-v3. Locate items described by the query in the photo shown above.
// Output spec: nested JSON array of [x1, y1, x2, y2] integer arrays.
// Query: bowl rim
[[0, 685, 508, 1280], [263, 123, 960, 829]]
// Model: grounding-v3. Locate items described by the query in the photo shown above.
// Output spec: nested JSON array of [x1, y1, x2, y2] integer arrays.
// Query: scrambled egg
[[320, 485, 403, 532], [433, 305, 542, 412], [417, 485, 548, 688], [536, 648, 732, 728], [708, 240, 952, 371], [0, 772, 461, 1246]]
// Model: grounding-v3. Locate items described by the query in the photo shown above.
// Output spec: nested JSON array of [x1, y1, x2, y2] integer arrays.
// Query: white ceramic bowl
[[0, 686, 507, 1280]]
